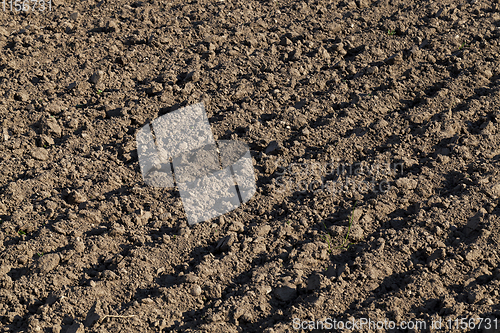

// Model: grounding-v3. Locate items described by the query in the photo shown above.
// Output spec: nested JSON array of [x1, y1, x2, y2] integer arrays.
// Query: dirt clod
[[37, 253, 60, 274]]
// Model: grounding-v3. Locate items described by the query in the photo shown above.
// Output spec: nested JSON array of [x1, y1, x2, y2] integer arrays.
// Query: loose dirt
[[1, 0, 500, 332]]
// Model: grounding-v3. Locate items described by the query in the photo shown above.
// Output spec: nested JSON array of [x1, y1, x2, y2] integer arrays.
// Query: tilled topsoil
[[1, 0, 500, 332]]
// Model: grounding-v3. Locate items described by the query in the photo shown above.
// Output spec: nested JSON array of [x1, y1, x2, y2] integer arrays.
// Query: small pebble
[[31, 147, 49, 161], [191, 284, 202, 296]]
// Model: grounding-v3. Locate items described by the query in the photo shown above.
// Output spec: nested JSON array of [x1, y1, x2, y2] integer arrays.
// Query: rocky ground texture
[[1, 0, 500, 332]]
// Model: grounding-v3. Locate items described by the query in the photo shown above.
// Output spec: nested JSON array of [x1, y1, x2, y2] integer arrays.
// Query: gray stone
[[31, 147, 49, 161], [191, 284, 202, 296]]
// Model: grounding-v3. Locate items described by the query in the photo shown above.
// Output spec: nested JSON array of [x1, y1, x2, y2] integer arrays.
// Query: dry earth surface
[[1, 0, 500, 332]]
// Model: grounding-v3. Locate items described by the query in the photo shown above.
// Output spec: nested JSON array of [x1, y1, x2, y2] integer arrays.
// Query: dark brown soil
[[1, 0, 500, 332]]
